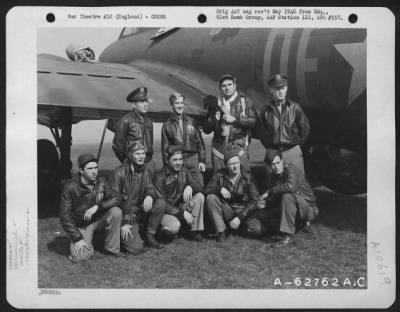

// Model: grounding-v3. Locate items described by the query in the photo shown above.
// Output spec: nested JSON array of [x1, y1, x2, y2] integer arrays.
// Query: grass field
[[38, 139, 367, 289]]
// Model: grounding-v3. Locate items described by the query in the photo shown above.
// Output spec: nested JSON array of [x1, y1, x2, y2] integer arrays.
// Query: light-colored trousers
[[69, 207, 122, 262], [160, 193, 205, 235]]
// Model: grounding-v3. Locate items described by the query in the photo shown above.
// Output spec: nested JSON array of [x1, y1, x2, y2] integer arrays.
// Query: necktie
[[178, 117, 184, 133]]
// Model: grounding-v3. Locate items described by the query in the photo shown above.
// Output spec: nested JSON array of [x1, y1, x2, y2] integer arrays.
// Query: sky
[[37, 27, 126, 144]]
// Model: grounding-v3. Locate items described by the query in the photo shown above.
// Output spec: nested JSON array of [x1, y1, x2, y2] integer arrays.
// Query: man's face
[[219, 79, 237, 98], [130, 150, 146, 166], [168, 153, 183, 172], [132, 99, 148, 114], [270, 85, 288, 102], [271, 155, 284, 175], [172, 96, 185, 115], [226, 156, 241, 175], [80, 161, 98, 182]]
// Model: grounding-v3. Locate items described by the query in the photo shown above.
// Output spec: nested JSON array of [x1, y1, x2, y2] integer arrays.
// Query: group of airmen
[[60, 73, 319, 262]]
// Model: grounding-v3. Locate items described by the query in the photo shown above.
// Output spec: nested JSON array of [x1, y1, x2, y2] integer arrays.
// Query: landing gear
[[310, 146, 367, 194], [37, 139, 61, 211]]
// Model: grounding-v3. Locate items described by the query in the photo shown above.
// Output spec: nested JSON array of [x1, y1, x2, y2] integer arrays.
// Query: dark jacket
[[161, 113, 206, 164], [203, 92, 256, 153], [204, 169, 259, 221], [110, 163, 157, 225], [112, 110, 153, 163], [257, 98, 310, 149], [60, 177, 121, 242], [154, 166, 203, 217], [269, 163, 316, 206]]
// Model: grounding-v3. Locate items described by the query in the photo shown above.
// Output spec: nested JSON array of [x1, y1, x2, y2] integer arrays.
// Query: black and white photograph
[[6, 6, 396, 309]]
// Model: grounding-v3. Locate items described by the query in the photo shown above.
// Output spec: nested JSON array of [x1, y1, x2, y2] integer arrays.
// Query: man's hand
[[257, 199, 266, 209], [260, 191, 269, 200], [183, 210, 194, 225], [223, 114, 236, 124], [121, 224, 133, 242], [198, 162, 206, 172], [143, 196, 153, 212], [220, 187, 231, 199], [215, 111, 221, 121], [229, 217, 241, 230], [84, 205, 98, 221], [183, 186, 193, 202], [71, 239, 89, 257]]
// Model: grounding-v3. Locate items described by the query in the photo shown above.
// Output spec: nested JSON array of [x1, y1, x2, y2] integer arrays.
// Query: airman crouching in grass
[[60, 154, 125, 262], [205, 149, 263, 242], [259, 149, 319, 248], [153, 146, 205, 243], [111, 142, 161, 254]]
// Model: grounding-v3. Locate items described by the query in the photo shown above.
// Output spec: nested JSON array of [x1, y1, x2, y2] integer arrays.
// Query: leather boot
[[145, 233, 164, 249]]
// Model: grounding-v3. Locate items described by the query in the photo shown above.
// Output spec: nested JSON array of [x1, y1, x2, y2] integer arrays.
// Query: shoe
[[105, 250, 127, 258], [216, 231, 226, 243], [302, 224, 313, 234], [271, 235, 295, 248], [145, 234, 165, 249], [190, 231, 204, 242]]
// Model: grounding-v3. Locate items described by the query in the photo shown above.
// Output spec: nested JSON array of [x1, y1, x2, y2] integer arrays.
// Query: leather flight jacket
[[203, 92, 256, 157], [154, 166, 203, 217], [161, 113, 206, 165], [110, 162, 157, 226], [269, 163, 317, 207], [257, 98, 310, 150], [60, 176, 121, 242], [204, 169, 260, 221], [112, 110, 153, 163]]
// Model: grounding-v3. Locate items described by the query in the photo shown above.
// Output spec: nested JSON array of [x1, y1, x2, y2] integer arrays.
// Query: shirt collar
[[222, 91, 238, 104]]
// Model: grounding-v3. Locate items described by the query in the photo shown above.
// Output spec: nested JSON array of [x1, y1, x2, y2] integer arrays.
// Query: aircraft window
[[150, 27, 177, 40], [119, 27, 140, 38], [210, 28, 223, 36]]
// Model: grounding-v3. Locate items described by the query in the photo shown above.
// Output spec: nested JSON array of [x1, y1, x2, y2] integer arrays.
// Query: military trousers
[[184, 153, 204, 186], [206, 194, 261, 235], [159, 193, 205, 236], [69, 206, 122, 262]]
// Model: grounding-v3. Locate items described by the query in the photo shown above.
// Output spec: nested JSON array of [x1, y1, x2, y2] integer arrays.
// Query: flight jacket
[[112, 110, 154, 163], [269, 163, 317, 206], [110, 162, 157, 226], [154, 166, 203, 218], [257, 98, 310, 150], [203, 92, 256, 155], [204, 168, 259, 221], [161, 113, 206, 165], [60, 176, 121, 243]]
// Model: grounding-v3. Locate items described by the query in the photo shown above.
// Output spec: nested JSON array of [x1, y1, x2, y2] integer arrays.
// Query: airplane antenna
[[96, 120, 108, 162]]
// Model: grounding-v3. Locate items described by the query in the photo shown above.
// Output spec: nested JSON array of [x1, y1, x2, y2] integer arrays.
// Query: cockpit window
[[119, 27, 140, 38], [150, 27, 177, 40]]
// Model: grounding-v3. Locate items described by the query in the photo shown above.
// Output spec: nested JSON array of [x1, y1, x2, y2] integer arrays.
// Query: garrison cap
[[267, 74, 288, 88], [127, 141, 145, 154], [78, 153, 97, 169], [166, 145, 183, 159], [127, 86, 148, 102], [218, 73, 236, 86], [224, 148, 240, 163], [264, 149, 282, 164]]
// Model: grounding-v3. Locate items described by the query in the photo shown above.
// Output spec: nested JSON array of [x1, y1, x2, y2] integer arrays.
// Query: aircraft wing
[[38, 54, 216, 127]]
